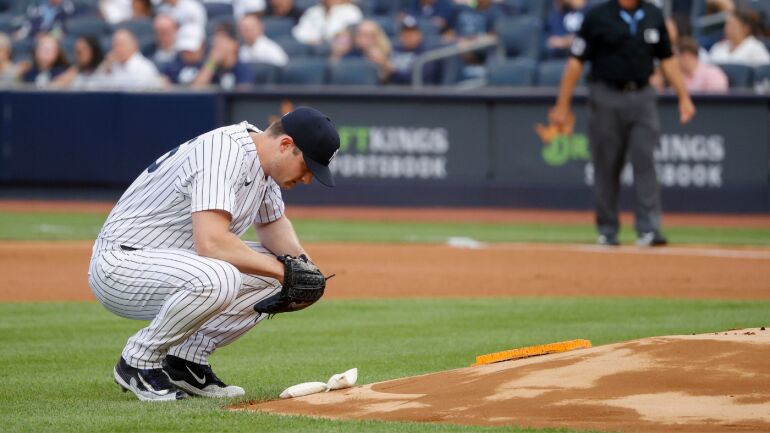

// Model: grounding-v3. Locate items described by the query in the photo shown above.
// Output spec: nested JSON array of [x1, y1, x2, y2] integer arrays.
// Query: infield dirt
[[244, 329, 770, 433]]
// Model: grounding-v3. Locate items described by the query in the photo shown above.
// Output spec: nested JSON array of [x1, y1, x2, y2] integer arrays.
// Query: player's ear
[[279, 135, 293, 152]]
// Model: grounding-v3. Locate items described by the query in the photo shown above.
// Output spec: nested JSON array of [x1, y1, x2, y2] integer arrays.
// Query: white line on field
[[488, 243, 770, 260]]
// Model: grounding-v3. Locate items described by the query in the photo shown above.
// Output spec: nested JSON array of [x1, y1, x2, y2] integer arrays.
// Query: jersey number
[[146, 138, 194, 173]]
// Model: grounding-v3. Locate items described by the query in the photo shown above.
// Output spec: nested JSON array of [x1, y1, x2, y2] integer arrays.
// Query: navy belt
[[120, 245, 139, 251]]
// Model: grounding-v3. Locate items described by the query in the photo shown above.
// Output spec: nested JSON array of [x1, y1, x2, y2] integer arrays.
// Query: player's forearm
[[659, 57, 689, 99], [555, 58, 584, 109], [197, 231, 284, 280], [255, 216, 308, 259]]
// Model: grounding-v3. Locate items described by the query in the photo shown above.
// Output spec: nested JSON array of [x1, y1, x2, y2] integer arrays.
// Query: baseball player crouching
[[88, 107, 339, 401]]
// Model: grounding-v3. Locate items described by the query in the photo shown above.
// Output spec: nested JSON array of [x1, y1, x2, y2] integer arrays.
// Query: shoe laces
[[199, 364, 226, 386], [142, 368, 174, 391]]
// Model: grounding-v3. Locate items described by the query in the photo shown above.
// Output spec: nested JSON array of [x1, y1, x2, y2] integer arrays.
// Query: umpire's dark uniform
[[570, 0, 672, 245]]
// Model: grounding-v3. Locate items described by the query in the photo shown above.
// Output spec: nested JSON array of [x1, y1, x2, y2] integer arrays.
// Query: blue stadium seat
[[262, 16, 295, 39], [112, 19, 153, 38], [487, 58, 537, 86], [328, 58, 380, 85], [11, 38, 34, 62], [273, 35, 310, 57], [753, 64, 770, 87], [495, 16, 542, 60], [0, 13, 19, 33], [355, 0, 376, 16], [244, 62, 281, 84], [278, 58, 328, 84], [372, 15, 397, 37], [294, 0, 318, 12], [537, 59, 566, 86], [206, 15, 236, 36], [203, 1, 235, 19], [65, 15, 110, 37], [61, 35, 78, 62], [716, 63, 754, 88]]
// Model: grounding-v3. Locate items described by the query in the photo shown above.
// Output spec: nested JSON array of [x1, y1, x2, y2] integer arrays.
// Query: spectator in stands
[[21, 34, 69, 87], [678, 36, 729, 92], [151, 14, 178, 67], [16, 0, 77, 40], [52, 35, 104, 88], [388, 15, 439, 84], [100, 0, 133, 24], [543, 0, 587, 58], [132, 0, 154, 19], [238, 14, 288, 66], [158, 0, 207, 37], [234, 0, 269, 18], [192, 24, 255, 89], [263, 0, 303, 23], [292, 0, 363, 45], [403, 0, 457, 36], [330, 20, 391, 79], [454, 0, 504, 40], [161, 25, 206, 85], [0, 33, 20, 87], [709, 9, 770, 66], [96, 28, 162, 88]]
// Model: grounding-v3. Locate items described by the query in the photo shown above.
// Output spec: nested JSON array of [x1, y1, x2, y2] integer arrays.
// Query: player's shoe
[[162, 355, 246, 398], [597, 234, 620, 246], [636, 232, 668, 247], [113, 357, 187, 402]]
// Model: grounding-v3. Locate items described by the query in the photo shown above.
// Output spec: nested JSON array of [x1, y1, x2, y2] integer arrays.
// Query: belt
[[120, 245, 139, 251], [603, 80, 648, 92]]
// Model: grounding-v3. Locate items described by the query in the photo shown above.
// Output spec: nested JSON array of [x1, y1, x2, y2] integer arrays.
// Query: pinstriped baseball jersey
[[96, 121, 284, 252]]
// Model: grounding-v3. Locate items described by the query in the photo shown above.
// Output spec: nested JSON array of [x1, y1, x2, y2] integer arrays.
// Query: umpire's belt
[[603, 80, 648, 92]]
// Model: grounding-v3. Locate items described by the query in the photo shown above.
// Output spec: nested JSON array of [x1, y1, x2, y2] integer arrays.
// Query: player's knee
[[198, 261, 242, 307]]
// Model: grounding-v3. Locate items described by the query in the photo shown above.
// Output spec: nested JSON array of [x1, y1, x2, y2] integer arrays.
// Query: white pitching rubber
[[279, 381, 328, 399]]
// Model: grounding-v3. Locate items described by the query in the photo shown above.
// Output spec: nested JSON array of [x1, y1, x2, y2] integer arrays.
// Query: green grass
[[1, 212, 769, 246], [1, 298, 767, 433]]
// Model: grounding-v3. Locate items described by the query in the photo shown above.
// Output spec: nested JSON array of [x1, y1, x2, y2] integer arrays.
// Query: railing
[[411, 34, 505, 88]]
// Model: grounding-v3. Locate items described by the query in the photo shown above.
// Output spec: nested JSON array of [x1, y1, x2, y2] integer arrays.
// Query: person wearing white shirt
[[158, 0, 207, 36], [238, 14, 288, 66], [292, 0, 363, 45], [97, 29, 162, 89], [708, 9, 770, 66]]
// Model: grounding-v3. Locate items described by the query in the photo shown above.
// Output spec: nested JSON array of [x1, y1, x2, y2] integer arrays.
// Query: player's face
[[274, 141, 313, 189]]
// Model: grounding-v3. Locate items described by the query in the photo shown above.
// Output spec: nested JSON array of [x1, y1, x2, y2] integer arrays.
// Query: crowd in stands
[[0, 0, 767, 91]]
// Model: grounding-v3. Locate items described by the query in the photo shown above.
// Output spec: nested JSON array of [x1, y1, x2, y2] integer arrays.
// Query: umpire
[[549, 0, 695, 246]]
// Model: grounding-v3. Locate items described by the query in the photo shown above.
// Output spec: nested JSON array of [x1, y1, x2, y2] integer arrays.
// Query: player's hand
[[548, 105, 572, 129], [679, 96, 695, 124]]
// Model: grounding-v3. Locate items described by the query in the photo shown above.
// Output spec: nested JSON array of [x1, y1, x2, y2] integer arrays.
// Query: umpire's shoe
[[162, 355, 246, 398], [114, 357, 187, 402]]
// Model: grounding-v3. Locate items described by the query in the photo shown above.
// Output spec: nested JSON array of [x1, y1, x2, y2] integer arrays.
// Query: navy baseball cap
[[280, 107, 340, 187]]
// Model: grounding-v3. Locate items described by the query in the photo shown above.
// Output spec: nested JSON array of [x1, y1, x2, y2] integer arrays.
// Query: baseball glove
[[254, 255, 329, 316]]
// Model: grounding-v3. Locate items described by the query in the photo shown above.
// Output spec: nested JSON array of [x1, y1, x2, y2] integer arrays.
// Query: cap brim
[[304, 155, 336, 187]]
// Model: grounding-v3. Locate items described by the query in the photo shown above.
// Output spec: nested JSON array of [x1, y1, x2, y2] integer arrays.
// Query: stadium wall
[[1, 88, 768, 212]]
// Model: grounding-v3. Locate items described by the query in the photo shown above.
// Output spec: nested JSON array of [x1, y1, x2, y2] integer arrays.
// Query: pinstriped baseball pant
[[88, 242, 281, 369]]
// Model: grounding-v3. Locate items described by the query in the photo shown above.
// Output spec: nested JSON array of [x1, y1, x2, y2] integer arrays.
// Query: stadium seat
[[206, 15, 236, 36], [355, 0, 376, 16], [0, 13, 18, 33], [372, 15, 397, 37], [716, 63, 754, 88], [487, 58, 537, 86], [515, 0, 549, 18], [278, 58, 328, 84], [112, 19, 153, 38], [495, 16, 542, 60], [61, 35, 78, 62], [203, 2, 234, 19], [328, 59, 380, 85], [294, 0, 317, 12], [273, 36, 311, 57], [537, 59, 566, 86], [245, 62, 281, 84], [262, 16, 295, 39], [11, 38, 34, 62], [753, 64, 770, 88], [65, 15, 110, 37]]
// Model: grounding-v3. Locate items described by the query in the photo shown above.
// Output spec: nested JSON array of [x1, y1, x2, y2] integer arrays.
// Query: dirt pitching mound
[[242, 329, 770, 433]]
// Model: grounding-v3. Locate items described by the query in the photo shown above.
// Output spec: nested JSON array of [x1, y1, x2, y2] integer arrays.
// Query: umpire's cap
[[281, 107, 340, 187]]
